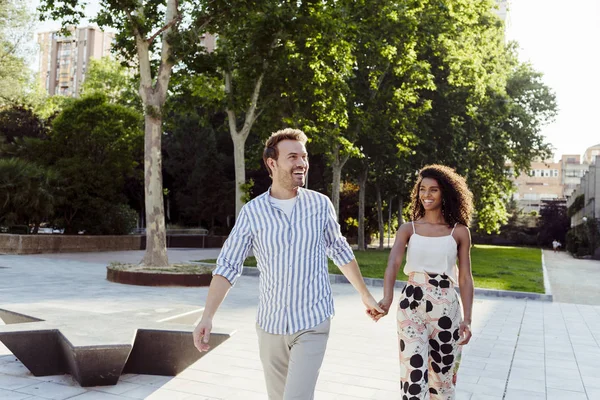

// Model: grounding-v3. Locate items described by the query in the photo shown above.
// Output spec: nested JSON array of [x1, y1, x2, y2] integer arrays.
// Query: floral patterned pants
[[397, 272, 462, 400]]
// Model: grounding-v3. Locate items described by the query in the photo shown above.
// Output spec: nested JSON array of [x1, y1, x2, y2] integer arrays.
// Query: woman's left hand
[[457, 321, 472, 345]]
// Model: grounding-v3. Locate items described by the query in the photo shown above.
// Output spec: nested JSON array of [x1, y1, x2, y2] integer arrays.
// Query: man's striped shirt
[[213, 187, 355, 334]]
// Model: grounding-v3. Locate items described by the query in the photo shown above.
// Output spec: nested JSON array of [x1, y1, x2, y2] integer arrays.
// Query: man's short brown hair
[[263, 128, 308, 176]]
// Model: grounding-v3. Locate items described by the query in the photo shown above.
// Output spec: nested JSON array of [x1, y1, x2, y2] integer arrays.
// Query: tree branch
[[147, 14, 181, 45], [126, 9, 146, 41], [224, 71, 238, 135], [340, 153, 350, 170], [126, 9, 151, 101], [156, 0, 181, 99], [240, 71, 265, 139]]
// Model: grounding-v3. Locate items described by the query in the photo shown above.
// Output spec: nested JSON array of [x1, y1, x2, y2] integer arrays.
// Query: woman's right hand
[[375, 296, 393, 320]]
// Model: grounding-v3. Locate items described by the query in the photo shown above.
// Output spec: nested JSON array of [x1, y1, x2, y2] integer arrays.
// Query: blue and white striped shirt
[[213, 187, 355, 334]]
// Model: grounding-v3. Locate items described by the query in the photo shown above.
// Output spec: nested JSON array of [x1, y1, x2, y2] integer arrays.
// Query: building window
[[540, 194, 558, 200]]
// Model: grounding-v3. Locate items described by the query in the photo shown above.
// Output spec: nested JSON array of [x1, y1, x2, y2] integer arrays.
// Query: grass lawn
[[197, 244, 544, 293]]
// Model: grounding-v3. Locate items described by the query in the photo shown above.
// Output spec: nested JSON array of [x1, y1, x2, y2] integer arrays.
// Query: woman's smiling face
[[419, 177, 443, 211]]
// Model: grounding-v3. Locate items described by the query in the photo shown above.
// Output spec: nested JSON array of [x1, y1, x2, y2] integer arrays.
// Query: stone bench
[[0, 306, 233, 387]]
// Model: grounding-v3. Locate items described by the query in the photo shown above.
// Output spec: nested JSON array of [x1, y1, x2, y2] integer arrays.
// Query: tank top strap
[[411, 221, 416, 234], [450, 222, 458, 236]]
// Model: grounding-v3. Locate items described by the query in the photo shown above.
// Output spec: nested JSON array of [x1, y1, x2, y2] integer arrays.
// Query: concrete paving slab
[[0, 250, 599, 399]]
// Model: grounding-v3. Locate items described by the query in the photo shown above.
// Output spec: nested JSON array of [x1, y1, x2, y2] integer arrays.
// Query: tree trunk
[[357, 164, 368, 251], [225, 70, 264, 217], [331, 142, 349, 218], [398, 197, 404, 225], [376, 184, 384, 250], [232, 133, 247, 217], [141, 108, 168, 267], [63, 209, 77, 234], [388, 196, 393, 248], [130, 0, 178, 267], [132, 0, 181, 266], [332, 164, 342, 217]]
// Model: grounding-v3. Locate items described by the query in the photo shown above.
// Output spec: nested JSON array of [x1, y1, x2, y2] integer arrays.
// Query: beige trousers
[[256, 318, 331, 400]]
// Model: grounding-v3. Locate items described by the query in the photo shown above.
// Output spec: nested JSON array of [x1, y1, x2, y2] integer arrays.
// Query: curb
[[193, 263, 553, 302], [240, 266, 553, 302], [541, 249, 553, 296], [325, 270, 553, 302]]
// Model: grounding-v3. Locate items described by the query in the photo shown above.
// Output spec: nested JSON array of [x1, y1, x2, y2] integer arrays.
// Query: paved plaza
[[0, 249, 599, 399]]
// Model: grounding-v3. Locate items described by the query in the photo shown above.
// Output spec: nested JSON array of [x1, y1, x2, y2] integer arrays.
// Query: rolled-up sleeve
[[213, 206, 253, 285], [323, 198, 355, 267]]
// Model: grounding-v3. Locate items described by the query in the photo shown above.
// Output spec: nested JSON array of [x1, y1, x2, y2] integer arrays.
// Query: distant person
[[376, 164, 475, 399], [192, 128, 383, 399], [552, 239, 561, 253]]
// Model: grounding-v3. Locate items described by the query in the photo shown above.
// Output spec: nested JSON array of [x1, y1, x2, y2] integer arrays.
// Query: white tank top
[[403, 221, 459, 283]]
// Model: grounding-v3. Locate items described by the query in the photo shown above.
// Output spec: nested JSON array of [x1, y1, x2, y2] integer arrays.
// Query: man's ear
[[267, 158, 276, 172]]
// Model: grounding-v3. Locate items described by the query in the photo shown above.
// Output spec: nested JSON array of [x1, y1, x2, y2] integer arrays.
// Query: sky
[[505, 0, 600, 160], [27, 0, 600, 160]]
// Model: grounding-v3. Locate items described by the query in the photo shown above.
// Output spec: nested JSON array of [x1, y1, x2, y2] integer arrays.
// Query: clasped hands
[[363, 295, 392, 322], [365, 295, 472, 345]]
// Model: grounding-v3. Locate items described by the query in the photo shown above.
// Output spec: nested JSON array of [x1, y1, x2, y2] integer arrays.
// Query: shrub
[[566, 228, 584, 254], [63, 203, 138, 235], [90, 204, 138, 235], [567, 194, 585, 217], [566, 219, 599, 257]]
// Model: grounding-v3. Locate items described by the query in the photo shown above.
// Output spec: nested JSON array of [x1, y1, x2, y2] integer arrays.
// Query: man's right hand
[[361, 292, 385, 321], [193, 318, 212, 352]]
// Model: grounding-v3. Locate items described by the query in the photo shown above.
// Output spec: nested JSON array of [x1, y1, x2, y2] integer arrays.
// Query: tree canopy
[[0, 0, 36, 106], [19, 0, 559, 243]]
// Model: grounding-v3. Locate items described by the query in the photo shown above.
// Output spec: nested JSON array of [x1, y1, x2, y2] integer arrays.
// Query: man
[[193, 128, 383, 399], [552, 239, 561, 253]]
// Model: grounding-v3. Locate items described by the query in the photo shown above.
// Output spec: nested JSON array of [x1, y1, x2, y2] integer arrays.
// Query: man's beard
[[285, 168, 305, 187]]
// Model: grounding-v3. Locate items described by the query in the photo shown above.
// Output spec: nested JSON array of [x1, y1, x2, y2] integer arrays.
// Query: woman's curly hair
[[410, 164, 474, 227]]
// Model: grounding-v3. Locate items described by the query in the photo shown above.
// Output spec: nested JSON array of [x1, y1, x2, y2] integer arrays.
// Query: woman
[[378, 164, 474, 400]]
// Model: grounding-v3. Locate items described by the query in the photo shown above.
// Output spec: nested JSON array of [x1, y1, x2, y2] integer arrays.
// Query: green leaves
[[26, 93, 145, 233], [0, 0, 36, 106], [81, 57, 141, 109], [0, 158, 57, 227]]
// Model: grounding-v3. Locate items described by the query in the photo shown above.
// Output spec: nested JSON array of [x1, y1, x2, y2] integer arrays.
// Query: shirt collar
[[264, 186, 304, 202]]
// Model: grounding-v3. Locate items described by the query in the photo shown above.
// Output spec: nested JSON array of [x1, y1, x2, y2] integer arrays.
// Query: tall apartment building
[[37, 26, 115, 97], [200, 33, 217, 53], [560, 154, 588, 198], [507, 159, 563, 213], [583, 144, 600, 165], [508, 144, 600, 214], [568, 144, 600, 226], [568, 162, 599, 227]]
